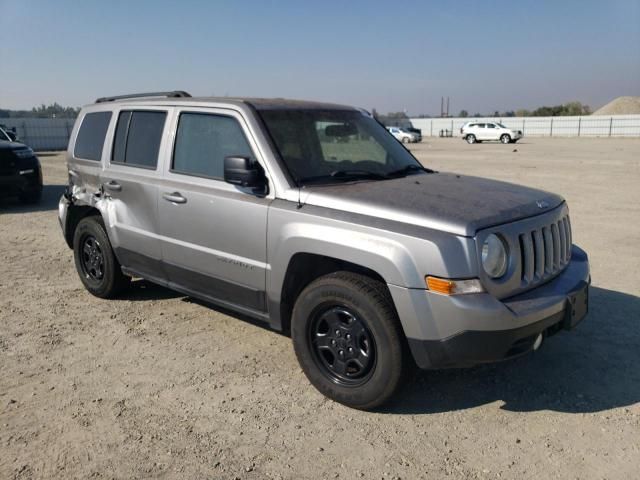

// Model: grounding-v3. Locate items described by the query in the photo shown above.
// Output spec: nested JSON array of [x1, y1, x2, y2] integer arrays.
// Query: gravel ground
[[1, 137, 639, 479]]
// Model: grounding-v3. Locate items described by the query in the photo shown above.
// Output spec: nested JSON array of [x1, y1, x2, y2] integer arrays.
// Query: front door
[[158, 108, 271, 317]]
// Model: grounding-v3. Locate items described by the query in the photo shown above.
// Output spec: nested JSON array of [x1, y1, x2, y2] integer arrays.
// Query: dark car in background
[[0, 127, 42, 204], [0, 124, 18, 141]]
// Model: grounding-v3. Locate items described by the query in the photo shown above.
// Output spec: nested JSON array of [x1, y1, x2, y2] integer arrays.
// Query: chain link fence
[[1, 114, 639, 151], [409, 115, 640, 138], [1, 118, 76, 150]]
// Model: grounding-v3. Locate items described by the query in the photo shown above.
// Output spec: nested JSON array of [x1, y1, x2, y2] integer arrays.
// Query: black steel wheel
[[73, 216, 129, 298], [79, 235, 105, 282], [309, 306, 376, 386], [292, 271, 407, 410]]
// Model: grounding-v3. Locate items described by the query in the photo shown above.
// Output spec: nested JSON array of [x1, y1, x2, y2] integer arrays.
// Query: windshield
[[0, 128, 10, 142], [496, 123, 508, 128], [258, 109, 424, 185]]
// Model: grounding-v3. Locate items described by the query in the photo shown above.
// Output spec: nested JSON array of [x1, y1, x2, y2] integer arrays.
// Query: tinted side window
[[172, 113, 254, 179], [74, 111, 112, 161], [112, 110, 166, 168]]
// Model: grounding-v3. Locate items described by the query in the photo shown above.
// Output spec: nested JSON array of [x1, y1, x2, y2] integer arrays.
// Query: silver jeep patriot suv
[[58, 91, 590, 409]]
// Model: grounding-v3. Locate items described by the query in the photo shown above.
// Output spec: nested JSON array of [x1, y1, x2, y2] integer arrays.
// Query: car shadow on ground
[[0, 184, 66, 213], [384, 286, 640, 415], [124, 279, 184, 301], [101, 276, 640, 415], [121, 280, 284, 333]]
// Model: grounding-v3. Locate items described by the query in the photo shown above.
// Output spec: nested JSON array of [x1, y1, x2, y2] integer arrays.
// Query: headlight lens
[[14, 148, 34, 159], [482, 234, 508, 278]]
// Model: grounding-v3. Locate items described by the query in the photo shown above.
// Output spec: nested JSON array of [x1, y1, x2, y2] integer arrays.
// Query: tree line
[[0, 103, 80, 119], [375, 101, 592, 121]]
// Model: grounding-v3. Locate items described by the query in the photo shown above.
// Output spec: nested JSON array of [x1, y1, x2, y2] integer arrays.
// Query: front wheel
[[466, 134, 476, 144], [402, 137, 410, 143], [291, 272, 406, 410], [500, 134, 511, 144]]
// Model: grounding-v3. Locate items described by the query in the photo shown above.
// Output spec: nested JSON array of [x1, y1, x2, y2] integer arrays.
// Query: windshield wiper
[[299, 170, 387, 185], [386, 164, 428, 178]]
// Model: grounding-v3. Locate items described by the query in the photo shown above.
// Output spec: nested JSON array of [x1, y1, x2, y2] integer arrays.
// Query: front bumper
[[0, 169, 42, 197], [391, 246, 590, 369]]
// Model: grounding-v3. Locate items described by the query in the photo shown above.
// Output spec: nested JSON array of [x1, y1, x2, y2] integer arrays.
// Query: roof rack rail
[[95, 91, 192, 103]]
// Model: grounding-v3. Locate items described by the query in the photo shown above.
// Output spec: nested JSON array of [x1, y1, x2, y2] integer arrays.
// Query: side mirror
[[224, 156, 265, 189]]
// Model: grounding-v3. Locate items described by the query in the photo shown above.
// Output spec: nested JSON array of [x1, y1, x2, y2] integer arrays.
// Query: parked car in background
[[461, 122, 523, 144], [0, 129, 42, 204], [59, 91, 589, 409], [387, 126, 421, 143], [0, 124, 18, 142]]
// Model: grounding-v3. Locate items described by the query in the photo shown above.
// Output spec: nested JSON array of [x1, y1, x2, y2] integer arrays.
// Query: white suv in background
[[460, 122, 523, 144], [387, 126, 421, 143]]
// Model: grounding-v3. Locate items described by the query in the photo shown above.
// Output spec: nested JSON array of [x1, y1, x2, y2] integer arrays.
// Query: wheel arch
[[276, 252, 397, 336], [63, 204, 102, 248]]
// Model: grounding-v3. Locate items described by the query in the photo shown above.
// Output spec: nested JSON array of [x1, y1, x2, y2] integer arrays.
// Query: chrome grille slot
[[533, 229, 544, 278], [551, 223, 560, 268], [520, 214, 572, 287], [543, 226, 553, 274]]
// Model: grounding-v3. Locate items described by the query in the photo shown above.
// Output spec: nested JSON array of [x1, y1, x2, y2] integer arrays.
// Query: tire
[[73, 215, 129, 298], [19, 188, 42, 205], [500, 134, 511, 144], [291, 271, 406, 410], [402, 137, 410, 143], [466, 134, 476, 144]]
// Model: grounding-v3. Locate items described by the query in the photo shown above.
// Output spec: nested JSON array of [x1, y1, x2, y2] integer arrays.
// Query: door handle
[[104, 180, 122, 192], [162, 192, 187, 204]]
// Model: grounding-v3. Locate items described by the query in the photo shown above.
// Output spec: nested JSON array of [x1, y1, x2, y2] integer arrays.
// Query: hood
[[0, 140, 29, 151], [302, 173, 564, 236]]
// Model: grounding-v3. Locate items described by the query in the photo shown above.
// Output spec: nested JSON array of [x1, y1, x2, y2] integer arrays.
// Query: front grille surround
[[518, 214, 571, 288], [475, 203, 572, 300]]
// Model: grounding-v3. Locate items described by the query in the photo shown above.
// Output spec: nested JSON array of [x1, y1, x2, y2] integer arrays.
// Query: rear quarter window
[[74, 111, 112, 161]]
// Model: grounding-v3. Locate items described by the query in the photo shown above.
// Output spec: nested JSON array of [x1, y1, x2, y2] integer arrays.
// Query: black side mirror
[[224, 156, 265, 189]]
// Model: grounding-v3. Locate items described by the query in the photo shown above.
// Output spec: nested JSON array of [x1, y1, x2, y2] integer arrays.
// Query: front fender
[[266, 200, 478, 334]]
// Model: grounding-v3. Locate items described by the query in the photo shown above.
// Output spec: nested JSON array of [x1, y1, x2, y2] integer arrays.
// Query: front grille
[[518, 214, 572, 287]]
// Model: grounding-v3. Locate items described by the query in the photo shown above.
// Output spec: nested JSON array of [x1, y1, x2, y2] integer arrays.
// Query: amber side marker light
[[425, 276, 484, 295]]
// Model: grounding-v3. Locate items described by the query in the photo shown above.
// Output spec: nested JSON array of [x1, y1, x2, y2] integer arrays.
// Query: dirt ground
[[1, 137, 639, 479]]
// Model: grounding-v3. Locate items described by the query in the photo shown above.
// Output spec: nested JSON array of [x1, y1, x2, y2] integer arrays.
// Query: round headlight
[[482, 234, 508, 278]]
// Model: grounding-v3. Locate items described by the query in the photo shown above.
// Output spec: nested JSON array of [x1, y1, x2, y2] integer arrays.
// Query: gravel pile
[[593, 96, 640, 115]]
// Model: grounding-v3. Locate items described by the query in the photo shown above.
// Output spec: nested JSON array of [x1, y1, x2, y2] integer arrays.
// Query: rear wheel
[[291, 272, 406, 410], [500, 134, 511, 144], [466, 134, 476, 144], [402, 137, 410, 143], [73, 216, 129, 298]]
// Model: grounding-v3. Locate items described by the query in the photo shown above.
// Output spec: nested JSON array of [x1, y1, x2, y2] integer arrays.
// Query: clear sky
[[1, 0, 639, 115]]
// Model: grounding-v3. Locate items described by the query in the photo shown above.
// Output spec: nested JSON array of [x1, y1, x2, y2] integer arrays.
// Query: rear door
[[485, 123, 499, 140], [157, 107, 272, 317], [100, 107, 170, 281], [474, 123, 488, 140]]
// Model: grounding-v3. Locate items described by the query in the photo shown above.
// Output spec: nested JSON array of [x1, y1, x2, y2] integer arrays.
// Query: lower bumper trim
[[408, 279, 589, 369]]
